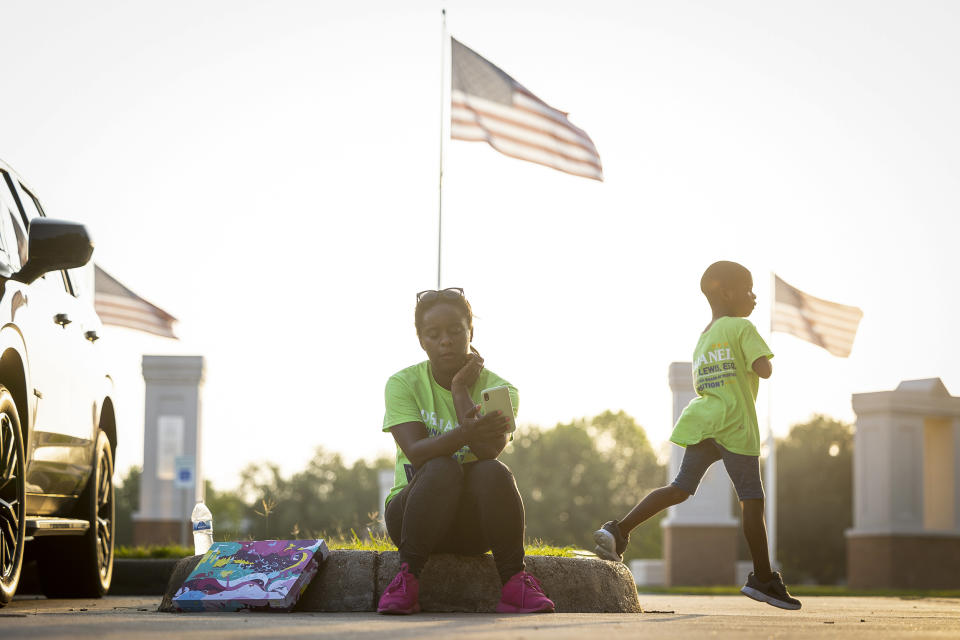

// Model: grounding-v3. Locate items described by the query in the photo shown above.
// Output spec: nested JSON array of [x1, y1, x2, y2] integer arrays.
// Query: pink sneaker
[[496, 571, 555, 613], [377, 563, 421, 614]]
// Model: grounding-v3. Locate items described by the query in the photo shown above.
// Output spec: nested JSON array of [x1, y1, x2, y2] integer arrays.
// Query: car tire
[[37, 430, 114, 598], [0, 387, 25, 607]]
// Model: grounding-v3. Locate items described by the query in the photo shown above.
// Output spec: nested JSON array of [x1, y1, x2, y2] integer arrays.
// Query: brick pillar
[[133, 356, 205, 547], [847, 379, 960, 588]]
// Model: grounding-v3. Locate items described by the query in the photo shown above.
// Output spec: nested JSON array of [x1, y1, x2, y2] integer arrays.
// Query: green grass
[[522, 539, 582, 558], [322, 532, 583, 557], [113, 535, 584, 560], [326, 531, 398, 552], [637, 585, 960, 598], [115, 544, 194, 559]]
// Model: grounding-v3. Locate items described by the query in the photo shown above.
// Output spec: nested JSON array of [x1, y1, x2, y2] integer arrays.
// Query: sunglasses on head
[[416, 287, 464, 303]]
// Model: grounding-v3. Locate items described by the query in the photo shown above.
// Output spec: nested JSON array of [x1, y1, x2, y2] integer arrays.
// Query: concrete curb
[[297, 550, 378, 612], [158, 555, 203, 612], [158, 550, 643, 613], [110, 558, 182, 596], [17, 558, 181, 596]]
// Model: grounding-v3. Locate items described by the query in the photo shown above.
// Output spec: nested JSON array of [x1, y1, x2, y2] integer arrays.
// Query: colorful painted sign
[[172, 539, 329, 612]]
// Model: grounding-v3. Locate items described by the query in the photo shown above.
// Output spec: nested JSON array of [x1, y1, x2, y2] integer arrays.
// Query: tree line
[[114, 411, 853, 583]]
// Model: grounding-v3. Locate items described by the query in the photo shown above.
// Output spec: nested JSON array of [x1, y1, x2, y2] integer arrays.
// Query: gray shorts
[[671, 438, 764, 501]]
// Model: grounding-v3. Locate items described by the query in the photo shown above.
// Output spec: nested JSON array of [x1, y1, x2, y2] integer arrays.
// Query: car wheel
[[0, 387, 25, 607], [37, 430, 114, 597]]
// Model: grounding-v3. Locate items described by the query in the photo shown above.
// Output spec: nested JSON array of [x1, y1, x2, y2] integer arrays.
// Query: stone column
[[133, 356, 206, 546], [847, 378, 960, 588], [662, 362, 739, 585]]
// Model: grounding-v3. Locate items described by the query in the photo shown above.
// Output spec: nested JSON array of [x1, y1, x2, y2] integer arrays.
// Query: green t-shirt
[[381, 361, 519, 506], [670, 317, 773, 456]]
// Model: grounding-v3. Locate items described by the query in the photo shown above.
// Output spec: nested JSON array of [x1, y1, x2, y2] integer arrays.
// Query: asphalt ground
[[2, 594, 959, 639]]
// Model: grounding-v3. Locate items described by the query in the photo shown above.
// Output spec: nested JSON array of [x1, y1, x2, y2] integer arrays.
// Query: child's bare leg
[[619, 485, 689, 536], [741, 498, 773, 582]]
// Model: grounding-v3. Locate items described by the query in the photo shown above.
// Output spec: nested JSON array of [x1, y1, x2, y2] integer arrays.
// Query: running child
[[593, 261, 801, 610]]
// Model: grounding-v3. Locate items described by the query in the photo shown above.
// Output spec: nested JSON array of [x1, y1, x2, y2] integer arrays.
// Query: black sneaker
[[740, 571, 802, 610], [592, 520, 629, 562]]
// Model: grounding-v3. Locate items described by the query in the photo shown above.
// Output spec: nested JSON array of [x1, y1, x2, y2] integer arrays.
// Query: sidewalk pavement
[[4, 593, 959, 639]]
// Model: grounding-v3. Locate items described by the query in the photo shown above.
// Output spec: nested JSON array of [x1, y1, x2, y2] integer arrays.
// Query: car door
[[7, 180, 96, 501]]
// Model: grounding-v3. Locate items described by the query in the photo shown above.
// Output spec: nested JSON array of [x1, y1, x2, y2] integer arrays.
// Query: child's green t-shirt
[[381, 361, 519, 507], [670, 317, 773, 456]]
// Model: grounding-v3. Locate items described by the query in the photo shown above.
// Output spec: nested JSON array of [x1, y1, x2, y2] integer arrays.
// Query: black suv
[[0, 159, 116, 605]]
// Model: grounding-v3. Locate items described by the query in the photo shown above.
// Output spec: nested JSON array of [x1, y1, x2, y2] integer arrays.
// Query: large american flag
[[771, 275, 862, 357], [94, 265, 178, 339], [450, 38, 603, 181]]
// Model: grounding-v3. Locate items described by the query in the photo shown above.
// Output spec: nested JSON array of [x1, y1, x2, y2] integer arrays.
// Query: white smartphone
[[480, 385, 517, 433]]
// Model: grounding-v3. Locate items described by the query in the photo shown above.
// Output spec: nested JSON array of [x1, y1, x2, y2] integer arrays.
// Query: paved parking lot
[[3, 594, 959, 639]]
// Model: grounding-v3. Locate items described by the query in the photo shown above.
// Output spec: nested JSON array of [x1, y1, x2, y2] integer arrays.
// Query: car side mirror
[[12, 218, 94, 284]]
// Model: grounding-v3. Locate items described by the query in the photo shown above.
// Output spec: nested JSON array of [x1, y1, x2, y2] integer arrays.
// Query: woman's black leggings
[[384, 456, 526, 585]]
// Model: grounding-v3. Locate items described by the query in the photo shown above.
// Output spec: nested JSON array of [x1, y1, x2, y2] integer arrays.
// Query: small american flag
[[94, 265, 178, 339], [771, 275, 862, 357], [450, 37, 603, 181]]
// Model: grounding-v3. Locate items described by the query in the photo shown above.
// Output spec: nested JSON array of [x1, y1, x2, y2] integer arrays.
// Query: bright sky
[[3, 1, 959, 490]]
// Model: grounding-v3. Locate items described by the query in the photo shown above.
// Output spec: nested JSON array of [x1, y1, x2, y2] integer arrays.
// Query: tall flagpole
[[436, 9, 448, 289], [766, 271, 777, 570]]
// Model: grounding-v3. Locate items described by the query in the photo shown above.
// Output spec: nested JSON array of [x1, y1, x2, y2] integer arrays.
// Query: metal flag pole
[[436, 9, 449, 289], [766, 270, 777, 570]]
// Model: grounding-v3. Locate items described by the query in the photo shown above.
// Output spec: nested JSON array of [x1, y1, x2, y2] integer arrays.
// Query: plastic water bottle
[[191, 500, 214, 555]]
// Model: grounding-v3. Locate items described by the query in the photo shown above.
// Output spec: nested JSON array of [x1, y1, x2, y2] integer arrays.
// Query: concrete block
[[158, 555, 202, 612], [377, 552, 501, 613], [295, 550, 377, 612], [527, 556, 642, 613], [159, 550, 643, 614], [376, 552, 642, 613]]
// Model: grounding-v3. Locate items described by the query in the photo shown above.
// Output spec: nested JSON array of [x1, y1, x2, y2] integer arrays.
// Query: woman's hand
[[460, 404, 511, 450], [392, 405, 510, 469], [449, 348, 509, 459], [451, 348, 484, 391]]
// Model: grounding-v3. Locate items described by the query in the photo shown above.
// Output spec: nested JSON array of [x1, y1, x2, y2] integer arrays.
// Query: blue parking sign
[[174, 455, 195, 489]]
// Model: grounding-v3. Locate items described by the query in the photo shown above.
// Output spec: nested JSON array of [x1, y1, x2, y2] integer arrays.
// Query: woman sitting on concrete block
[[377, 287, 554, 615]]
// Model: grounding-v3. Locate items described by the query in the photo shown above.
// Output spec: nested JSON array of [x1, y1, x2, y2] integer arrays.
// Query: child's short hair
[[700, 261, 751, 303]]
